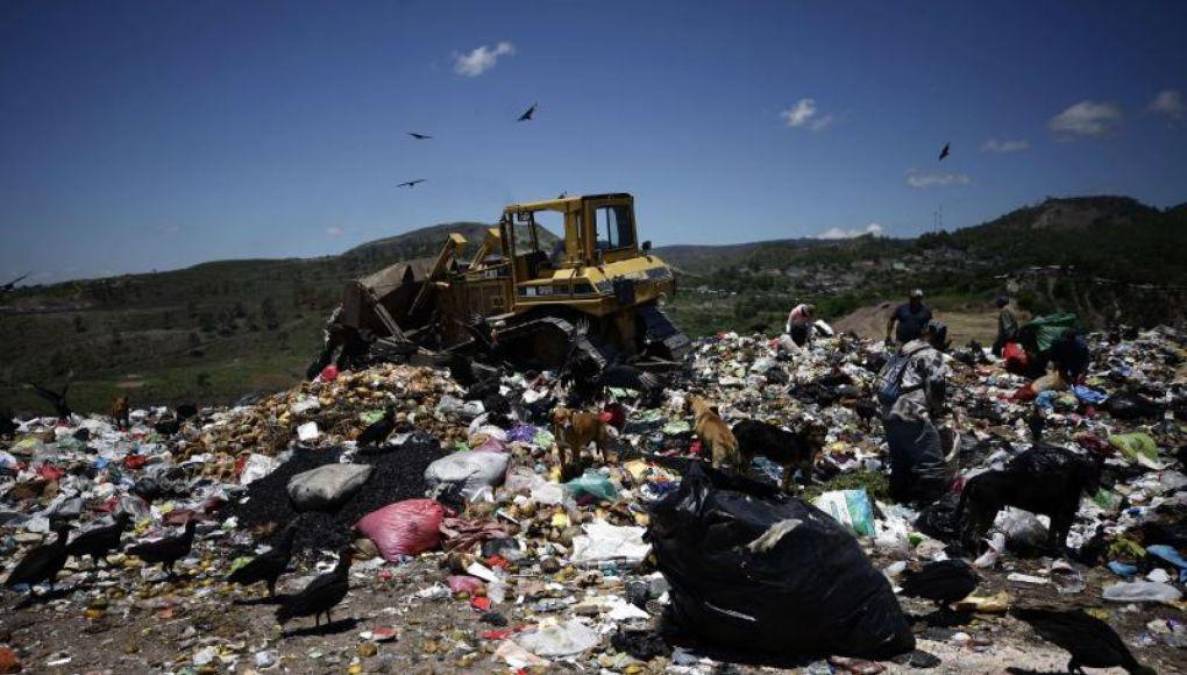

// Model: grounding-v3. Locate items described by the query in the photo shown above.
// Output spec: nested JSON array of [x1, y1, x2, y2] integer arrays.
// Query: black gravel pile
[[228, 433, 444, 553]]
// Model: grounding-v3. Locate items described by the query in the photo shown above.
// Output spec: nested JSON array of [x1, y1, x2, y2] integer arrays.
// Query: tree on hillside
[[261, 298, 279, 330]]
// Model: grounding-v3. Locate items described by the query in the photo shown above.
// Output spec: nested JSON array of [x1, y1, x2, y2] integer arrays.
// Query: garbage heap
[[0, 329, 1185, 673]]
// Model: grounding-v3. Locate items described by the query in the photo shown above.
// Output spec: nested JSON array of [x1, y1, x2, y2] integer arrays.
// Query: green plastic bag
[[565, 470, 619, 502], [1021, 313, 1080, 352], [1109, 432, 1159, 461]]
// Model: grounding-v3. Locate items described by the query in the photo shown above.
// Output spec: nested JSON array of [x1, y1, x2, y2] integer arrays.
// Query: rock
[[357, 642, 378, 658], [286, 463, 373, 511]]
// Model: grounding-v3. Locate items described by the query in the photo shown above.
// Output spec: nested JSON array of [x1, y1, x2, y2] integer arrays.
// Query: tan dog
[[552, 406, 613, 480], [112, 395, 130, 430], [689, 395, 741, 471]]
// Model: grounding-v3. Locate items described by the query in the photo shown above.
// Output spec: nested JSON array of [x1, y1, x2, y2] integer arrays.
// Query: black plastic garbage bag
[[647, 463, 915, 660]]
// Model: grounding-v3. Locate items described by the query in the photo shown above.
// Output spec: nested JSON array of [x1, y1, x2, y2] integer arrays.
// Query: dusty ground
[[2, 532, 1182, 674], [833, 302, 1002, 347]]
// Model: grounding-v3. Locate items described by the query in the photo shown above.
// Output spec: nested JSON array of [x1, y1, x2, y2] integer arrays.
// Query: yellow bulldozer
[[309, 193, 689, 376]]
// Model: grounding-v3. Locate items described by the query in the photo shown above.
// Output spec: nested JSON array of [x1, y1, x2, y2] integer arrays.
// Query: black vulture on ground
[[1012, 606, 1155, 675], [126, 519, 197, 578], [66, 512, 131, 566], [4, 524, 71, 592], [276, 548, 353, 628], [899, 559, 978, 609]]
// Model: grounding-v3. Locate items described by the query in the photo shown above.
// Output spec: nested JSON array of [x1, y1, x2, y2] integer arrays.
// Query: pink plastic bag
[[447, 575, 486, 595], [320, 365, 339, 381], [356, 499, 453, 560]]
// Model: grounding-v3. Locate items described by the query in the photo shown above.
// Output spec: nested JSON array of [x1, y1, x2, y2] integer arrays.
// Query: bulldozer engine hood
[[516, 255, 676, 311]]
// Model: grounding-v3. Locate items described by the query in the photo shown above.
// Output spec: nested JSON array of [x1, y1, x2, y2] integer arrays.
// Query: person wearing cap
[[886, 289, 933, 346], [878, 320, 951, 505], [992, 294, 1018, 357], [784, 303, 816, 347]]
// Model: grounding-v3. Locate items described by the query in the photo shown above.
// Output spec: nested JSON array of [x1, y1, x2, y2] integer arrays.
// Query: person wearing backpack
[[876, 320, 951, 505]]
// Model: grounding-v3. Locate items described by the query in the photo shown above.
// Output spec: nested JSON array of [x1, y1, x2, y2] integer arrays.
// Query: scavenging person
[[876, 320, 951, 505], [784, 303, 816, 347], [992, 294, 1019, 357], [886, 289, 933, 346]]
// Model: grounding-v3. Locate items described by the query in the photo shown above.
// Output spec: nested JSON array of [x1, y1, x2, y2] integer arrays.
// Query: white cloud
[[326, 226, 344, 237], [453, 41, 516, 77], [1048, 100, 1123, 138], [981, 138, 1029, 153], [1148, 89, 1184, 119], [905, 169, 971, 189], [780, 98, 832, 131], [816, 222, 884, 239]]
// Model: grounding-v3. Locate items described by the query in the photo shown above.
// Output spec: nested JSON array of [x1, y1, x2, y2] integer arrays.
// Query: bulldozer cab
[[499, 193, 640, 278]]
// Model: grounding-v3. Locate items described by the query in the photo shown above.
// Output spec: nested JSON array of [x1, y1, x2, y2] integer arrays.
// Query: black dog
[[959, 445, 1101, 553], [731, 419, 828, 491]]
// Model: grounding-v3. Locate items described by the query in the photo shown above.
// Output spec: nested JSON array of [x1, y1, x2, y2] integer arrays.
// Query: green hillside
[[2, 195, 1183, 415]]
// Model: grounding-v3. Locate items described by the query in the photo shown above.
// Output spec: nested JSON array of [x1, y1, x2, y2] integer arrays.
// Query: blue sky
[[2, 1, 1185, 283]]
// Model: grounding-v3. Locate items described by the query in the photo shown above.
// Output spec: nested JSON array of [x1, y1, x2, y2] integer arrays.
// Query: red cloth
[[1002, 341, 1029, 375], [319, 365, 339, 381]]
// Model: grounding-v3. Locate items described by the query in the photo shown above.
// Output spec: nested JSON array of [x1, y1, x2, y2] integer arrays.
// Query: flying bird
[[517, 103, 538, 122], [1, 273, 30, 292], [275, 548, 353, 628], [938, 142, 950, 161], [1012, 606, 1155, 675], [407, 132, 432, 140], [397, 179, 426, 188], [4, 524, 71, 593], [29, 381, 72, 421]]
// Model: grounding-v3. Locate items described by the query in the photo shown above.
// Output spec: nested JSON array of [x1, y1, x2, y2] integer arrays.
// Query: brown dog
[[552, 406, 613, 480], [689, 395, 741, 471], [112, 395, 130, 430], [731, 419, 828, 491]]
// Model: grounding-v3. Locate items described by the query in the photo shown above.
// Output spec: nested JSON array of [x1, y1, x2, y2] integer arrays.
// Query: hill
[[2, 194, 1183, 414]]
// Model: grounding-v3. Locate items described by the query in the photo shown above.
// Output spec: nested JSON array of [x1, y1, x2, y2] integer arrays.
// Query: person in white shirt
[[785, 303, 815, 347]]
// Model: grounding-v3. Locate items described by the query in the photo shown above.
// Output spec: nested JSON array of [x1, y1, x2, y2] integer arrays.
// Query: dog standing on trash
[[689, 395, 741, 471], [732, 418, 829, 491], [111, 395, 130, 430], [552, 406, 613, 480]]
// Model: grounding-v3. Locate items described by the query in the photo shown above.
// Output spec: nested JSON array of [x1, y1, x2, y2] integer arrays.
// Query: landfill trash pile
[[1, 327, 1185, 673]]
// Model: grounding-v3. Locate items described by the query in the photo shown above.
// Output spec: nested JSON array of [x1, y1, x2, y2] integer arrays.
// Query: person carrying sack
[[875, 320, 951, 505]]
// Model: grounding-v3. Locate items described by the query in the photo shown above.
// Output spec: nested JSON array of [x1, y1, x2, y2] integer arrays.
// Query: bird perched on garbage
[[356, 405, 397, 447], [853, 397, 880, 430], [1011, 606, 1155, 675], [275, 547, 353, 628], [126, 518, 197, 578], [227, 523, 298, 597], [1026, 409, 1045, 444], [28, 380, 72, 421], [4, 523, 71, 592], [898, 559, 979, 610], [938, 142, 950, 160], [154, 403, 197, 436], [407, 132, 432, 140], [517, 102, 538, 122], [66, 512, 131, 567]]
